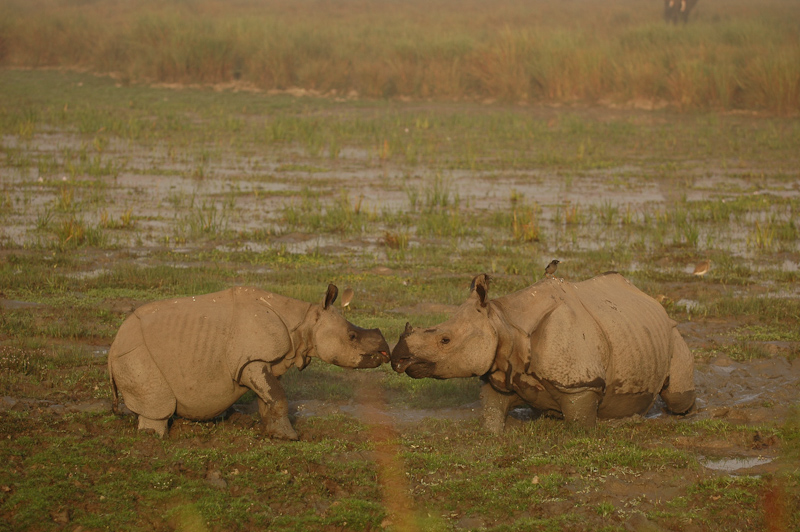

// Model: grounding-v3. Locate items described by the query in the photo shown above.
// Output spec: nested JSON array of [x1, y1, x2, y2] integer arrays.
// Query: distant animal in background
[[692, 260, 711, 277], [544, 259, 560, 278], [341, 287, 354, 311], [664, 0, 699, 24]]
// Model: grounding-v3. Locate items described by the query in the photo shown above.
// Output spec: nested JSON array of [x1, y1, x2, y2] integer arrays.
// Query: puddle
[[700, 456, 773, 473], [0, 299, 43, 310], [675, 299, 700, 312]]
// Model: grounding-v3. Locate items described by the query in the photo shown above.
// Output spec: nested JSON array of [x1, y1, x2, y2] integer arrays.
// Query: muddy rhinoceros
[[391, 273, 695, 431], [109, 284, 390, 439]]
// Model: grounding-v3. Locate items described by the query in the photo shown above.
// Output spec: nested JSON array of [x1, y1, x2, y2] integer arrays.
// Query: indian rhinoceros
[[109, 284, 390, 439], [390, 273, 695, 431]]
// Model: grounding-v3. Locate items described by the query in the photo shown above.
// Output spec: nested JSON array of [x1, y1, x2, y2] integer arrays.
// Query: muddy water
[[280, 354, 800, 429], [694, 354, 800, 424], [3, 130, 799, 263]]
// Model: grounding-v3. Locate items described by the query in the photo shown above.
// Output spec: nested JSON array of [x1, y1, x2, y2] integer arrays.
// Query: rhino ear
[[469, 274, 490, 306], [324, 284, 338, 309]]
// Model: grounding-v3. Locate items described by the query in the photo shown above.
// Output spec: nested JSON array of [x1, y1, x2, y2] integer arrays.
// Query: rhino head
[[313, 284, 390, 368], [391, 274, 497, 378]]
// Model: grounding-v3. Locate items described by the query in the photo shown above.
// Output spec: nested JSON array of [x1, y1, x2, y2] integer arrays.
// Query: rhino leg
[[559, 389, 601, 429], [539, 380, 601, 429], [480, 381, 524, 434], [109, 329, 176, 438], [661, 328, 696, 415], [239, 362, 298, 441], [137, 416, 169, 438]]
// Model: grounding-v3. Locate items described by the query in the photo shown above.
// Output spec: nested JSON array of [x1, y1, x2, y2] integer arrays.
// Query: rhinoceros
[[109, 284, 390, 439], [391, 273, 695, 431]]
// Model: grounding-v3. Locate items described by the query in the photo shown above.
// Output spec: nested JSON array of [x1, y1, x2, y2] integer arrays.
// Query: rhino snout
[[390, 335, 413, 373], [390, 334, 436, 377], [356, 329, 391, 368]]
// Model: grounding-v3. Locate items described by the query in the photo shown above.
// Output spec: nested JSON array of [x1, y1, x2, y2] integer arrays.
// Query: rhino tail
[[110, 375, 120, 414], [108, 356, 121, 414]]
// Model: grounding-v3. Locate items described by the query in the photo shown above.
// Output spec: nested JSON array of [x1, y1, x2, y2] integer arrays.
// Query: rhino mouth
[[393, 357, 437, 379], [357, 350, 391, 369]]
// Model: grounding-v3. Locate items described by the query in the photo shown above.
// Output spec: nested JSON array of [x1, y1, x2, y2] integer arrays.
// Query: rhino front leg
[[480, 381, 523, 434], [239, 362, 298, 441]]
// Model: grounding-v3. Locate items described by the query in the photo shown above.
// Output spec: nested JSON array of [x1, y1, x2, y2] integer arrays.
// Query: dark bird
[[341, 287, 354, 311], [544, 259, 560, 278], [692, 260, 710, 277]]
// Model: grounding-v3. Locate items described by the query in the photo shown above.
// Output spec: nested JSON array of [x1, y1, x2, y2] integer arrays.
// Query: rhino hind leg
[[661, 390, 695, 415], [109, 339, 177, 438], [661, 328, 696, 415], [239, 362, 298, 441], [556, 388, 602, 429], [137, 416, 170, 438]]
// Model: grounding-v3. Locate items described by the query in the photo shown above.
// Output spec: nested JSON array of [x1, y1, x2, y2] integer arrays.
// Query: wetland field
[[1, 1, 800, 531]]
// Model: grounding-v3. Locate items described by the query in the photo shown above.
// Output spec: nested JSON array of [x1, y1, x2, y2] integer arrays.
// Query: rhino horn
[[324, 284, 338, 309], [403, 322, 413, 335]]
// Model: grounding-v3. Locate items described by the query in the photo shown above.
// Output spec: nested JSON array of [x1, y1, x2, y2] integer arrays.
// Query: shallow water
[[701, 456, 774, 473]]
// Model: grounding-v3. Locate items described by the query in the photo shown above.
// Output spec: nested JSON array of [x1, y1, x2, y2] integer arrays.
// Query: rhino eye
[[440, 336, 450, 345], [348, 331, 357, 341]]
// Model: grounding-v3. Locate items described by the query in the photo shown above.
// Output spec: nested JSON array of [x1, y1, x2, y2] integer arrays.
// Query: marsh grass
[[281, 189, 373, 234], [51, 215, 108, 250]]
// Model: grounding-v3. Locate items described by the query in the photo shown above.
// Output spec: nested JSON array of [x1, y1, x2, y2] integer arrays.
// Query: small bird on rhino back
[[544, 259, 560, 278]]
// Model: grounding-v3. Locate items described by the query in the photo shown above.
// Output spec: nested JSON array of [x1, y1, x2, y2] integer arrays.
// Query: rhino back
[[573, 274, 673, 395]]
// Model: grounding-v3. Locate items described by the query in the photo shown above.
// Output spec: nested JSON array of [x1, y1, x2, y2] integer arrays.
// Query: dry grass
[[1, 0, 798, 112]]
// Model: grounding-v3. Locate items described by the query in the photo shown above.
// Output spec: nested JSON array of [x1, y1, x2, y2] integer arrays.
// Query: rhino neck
[[485, 282, 564, 380], [486, 306, 516, 373], [256, 291, 316, 369], [289, 305, 318, 368]]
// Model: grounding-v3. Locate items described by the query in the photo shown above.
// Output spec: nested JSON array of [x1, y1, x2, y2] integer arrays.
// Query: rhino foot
[[262, 416, 299, 441], [137, 416, 169, 438], [661, 390, 695, 415]]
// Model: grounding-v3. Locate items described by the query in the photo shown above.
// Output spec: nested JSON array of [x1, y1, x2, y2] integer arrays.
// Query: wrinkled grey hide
[[109, 284, 390, 439], [391, 273, 695, 431]]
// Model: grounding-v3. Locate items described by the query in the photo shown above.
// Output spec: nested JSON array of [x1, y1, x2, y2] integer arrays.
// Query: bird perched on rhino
[[341, 287, 354, 311], [544, 259, 560, 278]]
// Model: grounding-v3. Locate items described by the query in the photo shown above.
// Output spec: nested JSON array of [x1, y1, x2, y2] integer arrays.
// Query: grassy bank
[[1, 0, 799, 112]]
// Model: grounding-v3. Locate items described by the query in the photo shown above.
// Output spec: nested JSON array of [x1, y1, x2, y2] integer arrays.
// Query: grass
[[8, 409, 790, 531]]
